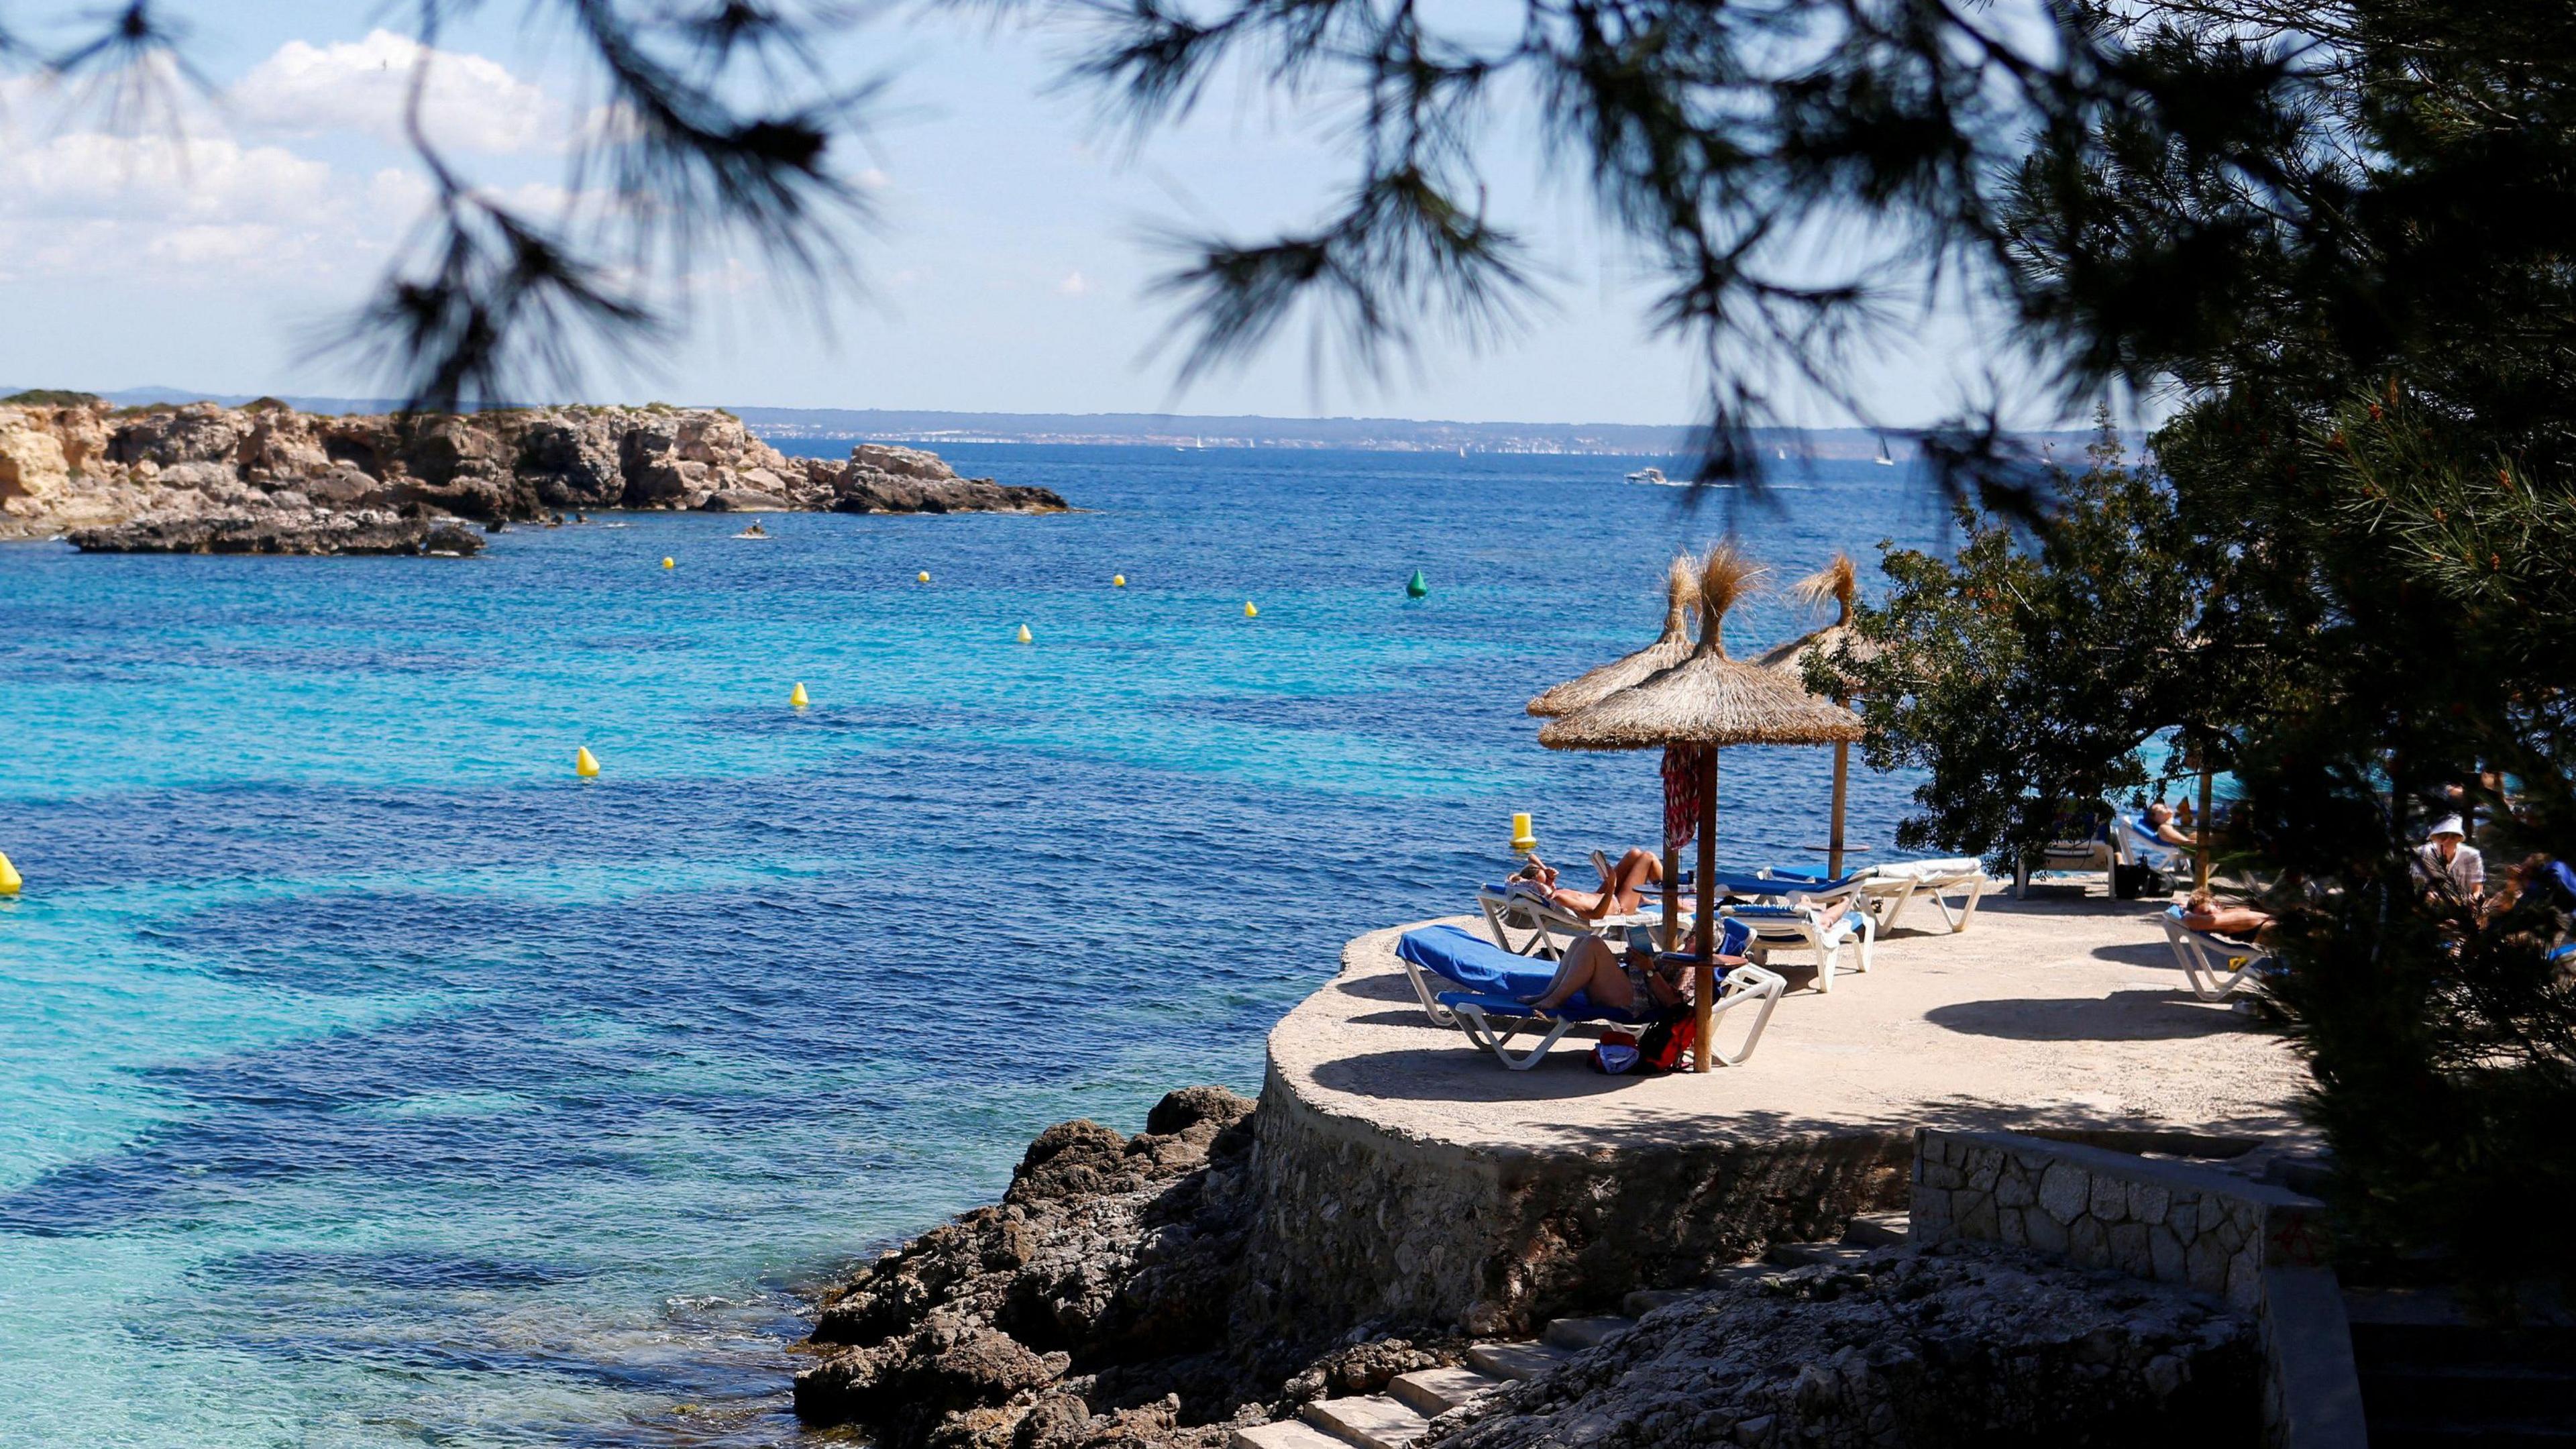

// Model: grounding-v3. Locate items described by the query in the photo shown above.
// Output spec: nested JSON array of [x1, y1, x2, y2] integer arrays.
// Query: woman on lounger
[[2181, 891, 2275, 946], [1522, 933, 1723, 1018], [1507, 848, 1666, 922]]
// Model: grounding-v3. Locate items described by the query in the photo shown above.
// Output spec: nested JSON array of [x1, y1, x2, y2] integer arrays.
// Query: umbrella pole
[[1828, 739, 1850, 879], [2196, 761, 2214, 896], [1696, 749, 1719, 1073]]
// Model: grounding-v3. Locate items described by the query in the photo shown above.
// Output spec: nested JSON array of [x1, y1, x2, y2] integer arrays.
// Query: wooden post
[[1696, 749, 1719, 1072], [2196, 760, 2215, 895], [1827, 739, 1851, 879], [1661, 837, 1678, 953]]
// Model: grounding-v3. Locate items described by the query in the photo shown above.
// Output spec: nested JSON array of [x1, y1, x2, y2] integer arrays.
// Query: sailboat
[[1873, 438, 1896, 466]]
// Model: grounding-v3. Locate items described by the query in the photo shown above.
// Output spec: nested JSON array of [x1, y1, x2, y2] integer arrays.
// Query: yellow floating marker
[[918, 571, 931, 584], [575, 746, 601, 778], [1243, 601, 1258, 618], [1509, 812, 1537, 853], [0, 849, 21, 895], [661, 557, 675, 570], [1016, 624, 1033, 644], [790, 682, 810, 708], [1112, 574, 1126, 588]]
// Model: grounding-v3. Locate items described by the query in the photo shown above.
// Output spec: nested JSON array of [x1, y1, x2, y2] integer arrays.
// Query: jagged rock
[[68, 509, 486, 556], [0, 396, 1067, 549], [1425, 1243, 2256, 1449]]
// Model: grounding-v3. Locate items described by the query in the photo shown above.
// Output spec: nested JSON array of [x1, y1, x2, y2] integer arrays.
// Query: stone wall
[[1242, 1062, 1912, 1337], [1911, 1129, 2360, 1449], [1909, 1128, 2328, 1311]]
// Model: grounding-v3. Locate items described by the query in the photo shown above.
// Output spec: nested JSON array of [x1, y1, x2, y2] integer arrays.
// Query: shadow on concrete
[[1333, 971, 1432, 1005], [1926, 991, 2246, 1042], [1300, 1045, 2304, 1147], [2088, 941, 2183, 970]]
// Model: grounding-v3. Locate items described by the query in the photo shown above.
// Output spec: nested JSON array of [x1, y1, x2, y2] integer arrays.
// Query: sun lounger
[[1436, 920, 1786, 1070], [1475, 881, 1678, 959], [2013, 806, 2115, 898], [2159, 904, 2275, 1001], [1695, 873, 1875, 991], [1396, 924, 1564, 1025], [1854, 857, 1994, 933]]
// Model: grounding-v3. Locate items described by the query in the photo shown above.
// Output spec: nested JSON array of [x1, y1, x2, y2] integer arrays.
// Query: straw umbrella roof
[[1525, 555, 1701, 717], [1755, 552, 1878, 679], [1540, 544, 1865, 751]]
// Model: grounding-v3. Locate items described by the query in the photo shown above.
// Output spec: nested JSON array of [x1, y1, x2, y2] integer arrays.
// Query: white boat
[[1873, 440, 1896, 466], [1625, 466, 1679, 485]]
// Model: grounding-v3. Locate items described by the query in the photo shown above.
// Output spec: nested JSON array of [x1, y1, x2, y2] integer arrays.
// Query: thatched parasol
[[1757, 553, 1874, 876], [1541, 544, 1862, 1069], [1525, 555, 1701, 717]]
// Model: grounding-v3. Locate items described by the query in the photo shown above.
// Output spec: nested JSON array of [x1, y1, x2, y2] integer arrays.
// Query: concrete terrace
[[1273, 891, 2312, 1155]]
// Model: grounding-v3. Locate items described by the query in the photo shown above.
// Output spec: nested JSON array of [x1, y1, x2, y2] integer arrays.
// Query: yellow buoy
[[661, 557, 675, 570], [1243, 601, 1258, 618], [575, 746, 600, 778], [918, 571, 931, 583], [1112, 574, 1126, 587], [1509, 812, 1537, 853], [790, 682, 810, 708], [0, 849, 21, 895], [1016, 624, 1033, 644]]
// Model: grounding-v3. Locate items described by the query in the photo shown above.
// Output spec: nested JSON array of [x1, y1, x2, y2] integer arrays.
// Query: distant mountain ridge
[[5, 387, 2086, 458]]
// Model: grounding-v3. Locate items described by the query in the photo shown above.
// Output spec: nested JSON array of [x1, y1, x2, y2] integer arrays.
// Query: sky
[[0, 3, 2035, 426]]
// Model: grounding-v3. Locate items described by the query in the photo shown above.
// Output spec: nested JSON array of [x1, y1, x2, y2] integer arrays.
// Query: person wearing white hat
[[2415, 814, 2485, 900]]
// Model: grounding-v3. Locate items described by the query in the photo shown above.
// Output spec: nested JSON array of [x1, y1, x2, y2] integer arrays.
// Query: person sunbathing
[[2181, 890, 2275, 945], [1507, 848, 1666, 922], [1523, 933, 1715, 1018]]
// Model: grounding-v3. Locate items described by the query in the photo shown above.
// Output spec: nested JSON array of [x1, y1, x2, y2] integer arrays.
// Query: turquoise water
[[0, 446, 1947, 1447]]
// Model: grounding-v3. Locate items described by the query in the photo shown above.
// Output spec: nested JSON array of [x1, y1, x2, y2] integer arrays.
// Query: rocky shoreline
[[0, 393, 1069, 554], [792, 1088, 2257, 1449]]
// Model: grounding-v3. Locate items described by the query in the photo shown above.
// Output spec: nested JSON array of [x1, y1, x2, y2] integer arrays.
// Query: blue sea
[[0, 445, 1951, 1448]]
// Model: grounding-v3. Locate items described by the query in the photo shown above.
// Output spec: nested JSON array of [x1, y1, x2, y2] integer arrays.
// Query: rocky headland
[[793, 1087, 2256, 1449], [0, 392, 1068, 554]]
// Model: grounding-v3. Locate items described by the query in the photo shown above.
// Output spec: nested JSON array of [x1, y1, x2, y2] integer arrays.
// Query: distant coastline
[[6, 387, 2092, 461]]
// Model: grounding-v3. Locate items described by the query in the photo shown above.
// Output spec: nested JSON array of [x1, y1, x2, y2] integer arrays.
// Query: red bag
[[1635, 1011, 1697, 1073]]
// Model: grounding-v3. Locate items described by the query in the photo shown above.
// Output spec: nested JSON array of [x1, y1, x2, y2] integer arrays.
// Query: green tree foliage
[[1827, 415, 2282, 867]]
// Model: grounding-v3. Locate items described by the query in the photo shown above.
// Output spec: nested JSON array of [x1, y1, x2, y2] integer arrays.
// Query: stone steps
[[1300, 1393, 1432, 1449], [1389, 1366, 1507, 1417], [1542, 1314, 1635, 1351], [1231, 1419, 1348, 1449], [1843, 1211, 1909, 1248], [1465, 1339, 1573, 1381]]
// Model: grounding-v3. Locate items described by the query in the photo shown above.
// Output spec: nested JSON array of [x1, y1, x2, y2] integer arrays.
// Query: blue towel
[[1397, 925, 1562, 999], [1436, 989, 1658, 1027]]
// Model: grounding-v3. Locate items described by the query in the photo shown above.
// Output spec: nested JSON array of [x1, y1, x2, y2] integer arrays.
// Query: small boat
[[1625, 466, 1677, 485], [732, 522, 771, 539], [1873, 439, 1896, 466]]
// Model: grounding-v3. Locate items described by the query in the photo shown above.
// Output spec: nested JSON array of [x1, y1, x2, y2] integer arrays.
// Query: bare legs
[[1527, 936, 1639, 1014]]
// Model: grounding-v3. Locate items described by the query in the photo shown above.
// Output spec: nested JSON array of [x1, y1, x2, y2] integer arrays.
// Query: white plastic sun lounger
[[1858, 857, 1995, 934], [1437, 920, 1785, 1069], [1476, 881, 1668, 959], [1715, 875, 1877, 992], [2159, 905, 2273, 1001]]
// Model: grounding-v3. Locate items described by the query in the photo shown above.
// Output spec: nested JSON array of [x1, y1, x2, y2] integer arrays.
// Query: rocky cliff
[[792, 1091, 2255, 1449], [0, 393, 1068, 553]]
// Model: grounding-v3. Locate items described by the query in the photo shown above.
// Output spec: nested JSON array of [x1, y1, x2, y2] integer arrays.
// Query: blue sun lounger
[[1405, 920, 1787, 1070]]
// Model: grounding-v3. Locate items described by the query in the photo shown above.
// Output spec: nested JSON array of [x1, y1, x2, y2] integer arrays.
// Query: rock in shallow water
[[68, 509, 486, 557]]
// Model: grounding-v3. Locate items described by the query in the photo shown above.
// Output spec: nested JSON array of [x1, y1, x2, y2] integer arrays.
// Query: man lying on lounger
[[1519, 932, 1741, 1019], [1506, 848, 1666, 922], [2181, 890, 2275, 946]]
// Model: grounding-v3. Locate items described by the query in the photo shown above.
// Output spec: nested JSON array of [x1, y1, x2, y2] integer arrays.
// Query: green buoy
[[1405, 569, 1429, 599]]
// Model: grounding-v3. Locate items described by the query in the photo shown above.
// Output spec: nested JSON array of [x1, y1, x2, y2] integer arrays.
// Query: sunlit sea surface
[[0, 445, 1954, 1447]]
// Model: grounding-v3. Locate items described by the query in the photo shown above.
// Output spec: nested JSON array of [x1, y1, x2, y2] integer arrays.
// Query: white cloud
[[1056, 270, 1089, 296], [0, 133, 384, 284], [231, 30, 559, 155]]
